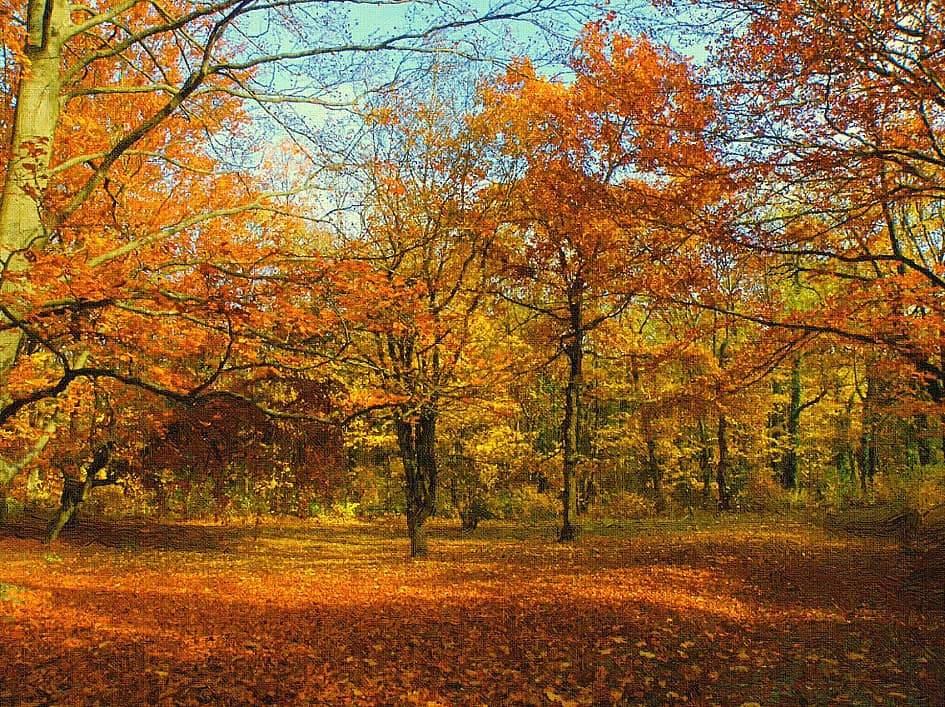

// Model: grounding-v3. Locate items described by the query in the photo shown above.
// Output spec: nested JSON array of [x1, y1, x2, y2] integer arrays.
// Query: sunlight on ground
[[1, 519, 942, 705]]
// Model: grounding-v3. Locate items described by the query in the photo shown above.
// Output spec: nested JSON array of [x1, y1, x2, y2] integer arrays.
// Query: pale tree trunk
[[1, 0, 70, 370], [0, 0, 71, 489]]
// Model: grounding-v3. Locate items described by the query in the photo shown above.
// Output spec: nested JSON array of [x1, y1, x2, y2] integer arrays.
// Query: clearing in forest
[[0, 517, 942, 705]]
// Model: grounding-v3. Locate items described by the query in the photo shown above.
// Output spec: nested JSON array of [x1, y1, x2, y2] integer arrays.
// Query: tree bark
[[857, 375, 879, 494], [717, 414, 731, 511], [397, 407, 438, 557], [769, 378, 784, 481], [697, 417, 712, 509], [559, 322, 583, 542], [780, 357, 802, 489], [0, 0, 70, 384], [0, 1, 73, 493], [647, 436, 665, 513], [0, 409, 69, 504], [45, 444, 111, 543], [914, 414, 932, 466]]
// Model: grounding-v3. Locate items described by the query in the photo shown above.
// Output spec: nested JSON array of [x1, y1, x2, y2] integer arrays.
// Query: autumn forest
[[1, 0, 944, 704]]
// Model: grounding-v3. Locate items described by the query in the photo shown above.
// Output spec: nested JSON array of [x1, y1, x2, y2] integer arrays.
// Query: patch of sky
[[212, 0, 727, 234]]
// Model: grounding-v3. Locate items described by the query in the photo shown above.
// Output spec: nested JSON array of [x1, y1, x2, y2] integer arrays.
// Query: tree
[[481, 24, 719, 539], [326, 88, 514, 555], [672, 0, 945, 402], [0, 0, 571, 513]]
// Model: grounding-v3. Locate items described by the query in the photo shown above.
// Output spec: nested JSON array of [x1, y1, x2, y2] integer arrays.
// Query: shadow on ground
[[1, 518, 942, 704]]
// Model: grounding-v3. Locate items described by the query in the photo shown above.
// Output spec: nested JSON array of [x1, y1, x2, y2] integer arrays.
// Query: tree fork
[[45, 443, 113, 544]]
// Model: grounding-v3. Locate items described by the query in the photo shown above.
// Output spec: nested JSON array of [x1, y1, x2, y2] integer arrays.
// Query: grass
[[0, 516, 942, 705]]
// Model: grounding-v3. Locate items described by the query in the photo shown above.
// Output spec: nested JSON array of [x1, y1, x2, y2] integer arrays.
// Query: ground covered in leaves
[[0, 516, 942, 705]]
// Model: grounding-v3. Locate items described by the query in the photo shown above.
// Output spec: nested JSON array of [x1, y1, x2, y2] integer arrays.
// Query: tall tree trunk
[[858, 375, 879, 494], [780, 357, 801, 489], [559, 325, 583, 542], [940, 415, 945, 468], [834, 395, 856, 500], [769, 378, 784, 481], [575, 376, 594, 515], [914, 414, 932, 466], [647, 435, 665, 513], [576, 470, 596, 515], [397, 407, 438, 557], [717, 414, 731, 511], [857, 432, 876, 494], [0, 0, 69, 383], [45, 476, 91, 544], [714, 335, 732, 511], [697, 417, 712, 509], [0, 1, 72, 490]]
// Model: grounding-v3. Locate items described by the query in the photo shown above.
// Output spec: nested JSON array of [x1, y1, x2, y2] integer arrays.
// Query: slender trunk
[[632, 355, 664, 514], [769, 378, 784, 481], [780, 357, 801, 489], [714, 336, 732, 511], [576, 473, 591, 515], [834, 395, 855, 500], [397, 407, 437, 557], [941, 414, 945, 467], [914, 414, 932, 466], [647, 437, 665, 513], [449, 475, 459, 514], [857, 434, 871, 494], [575, 377, 593, 515], [697, 417, 712, 509], [717, 414, 731, 511], [559, 326, 583, 542], [858, 375, 879, 494]]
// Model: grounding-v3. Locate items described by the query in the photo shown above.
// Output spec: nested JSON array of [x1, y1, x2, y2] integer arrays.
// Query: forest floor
[[0, 515, 943, 705]]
